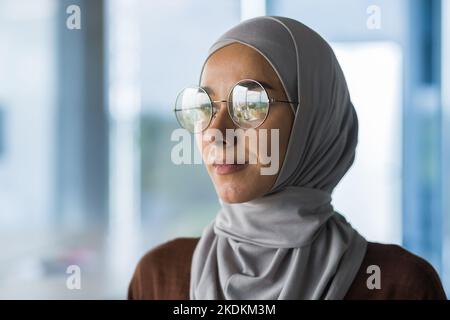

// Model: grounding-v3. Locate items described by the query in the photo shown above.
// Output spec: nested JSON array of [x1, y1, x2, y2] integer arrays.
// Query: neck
[[215, 186, 335, 248]]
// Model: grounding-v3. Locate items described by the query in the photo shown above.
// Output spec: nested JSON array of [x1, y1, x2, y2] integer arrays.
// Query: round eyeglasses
[[174, 79, 297, 133]]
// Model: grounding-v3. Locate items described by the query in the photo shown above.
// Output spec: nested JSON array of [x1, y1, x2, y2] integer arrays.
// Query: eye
[[228, 80, 270, 129]]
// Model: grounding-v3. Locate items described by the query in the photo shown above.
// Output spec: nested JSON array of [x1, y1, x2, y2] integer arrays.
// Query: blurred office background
[[0, 0, 449, 298]]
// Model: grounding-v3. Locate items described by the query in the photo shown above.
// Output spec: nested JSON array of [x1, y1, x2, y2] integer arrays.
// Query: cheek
[[262, 109, 293, 165], [195, 133, 211, 163], [211, 164, 272, 202], [194, 133, 203, 153], [197, 114, 292, 202]]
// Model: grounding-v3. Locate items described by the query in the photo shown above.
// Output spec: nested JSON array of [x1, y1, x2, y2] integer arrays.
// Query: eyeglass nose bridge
[[210, 99, 228, 119]]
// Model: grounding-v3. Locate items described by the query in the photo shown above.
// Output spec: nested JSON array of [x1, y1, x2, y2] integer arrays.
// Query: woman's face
[[197, 43, 294, 203]]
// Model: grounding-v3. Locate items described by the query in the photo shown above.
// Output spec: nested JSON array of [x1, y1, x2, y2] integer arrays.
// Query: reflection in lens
[[175, 87, 212, 133], [229, 80, 269, 129]]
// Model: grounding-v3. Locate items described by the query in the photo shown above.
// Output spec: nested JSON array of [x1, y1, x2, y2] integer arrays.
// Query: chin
[[216, 184, 249, 203], [209, 166, 269, 203], [220, 194, 245, 203], [215, 182, 260, 203]]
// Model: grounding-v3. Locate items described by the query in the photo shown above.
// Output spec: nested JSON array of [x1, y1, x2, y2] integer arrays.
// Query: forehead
[[200, 43, 281, 92]]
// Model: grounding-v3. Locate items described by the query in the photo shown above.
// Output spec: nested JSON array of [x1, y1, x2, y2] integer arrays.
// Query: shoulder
[[137, 237, 200, 269], [127, 237, 200, 300], [364, 242, 443, 288], [346, 242, 447, 299]]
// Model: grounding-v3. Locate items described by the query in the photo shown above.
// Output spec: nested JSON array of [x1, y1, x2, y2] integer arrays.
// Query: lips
[[212, 162, 249, 175]]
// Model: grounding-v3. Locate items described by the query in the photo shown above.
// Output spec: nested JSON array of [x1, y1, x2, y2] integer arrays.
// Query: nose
[[203, 100, 236, 145]]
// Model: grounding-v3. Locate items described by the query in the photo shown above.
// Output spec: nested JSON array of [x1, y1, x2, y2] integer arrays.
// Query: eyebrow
[[201, 80, 274, 96], [202, 86, 215, 96], [257, 80, 274, 90]]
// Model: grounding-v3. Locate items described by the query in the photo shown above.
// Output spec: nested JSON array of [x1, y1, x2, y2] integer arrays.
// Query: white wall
[[331, 42, 403, 244]]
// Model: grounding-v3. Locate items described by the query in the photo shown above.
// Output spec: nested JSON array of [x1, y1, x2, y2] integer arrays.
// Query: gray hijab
[[189, 16, 367, 300]]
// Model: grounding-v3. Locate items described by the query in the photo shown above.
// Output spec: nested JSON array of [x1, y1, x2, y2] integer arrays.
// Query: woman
[[128, 16, 446, 299]]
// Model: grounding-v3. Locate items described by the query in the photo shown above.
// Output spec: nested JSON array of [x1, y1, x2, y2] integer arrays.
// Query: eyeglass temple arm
[[269, 98, 298, 104], [213, 99, 297, 104]]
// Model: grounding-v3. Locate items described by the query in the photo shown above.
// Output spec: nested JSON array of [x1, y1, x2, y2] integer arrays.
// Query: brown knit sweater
[[128, 237, 447, 300]]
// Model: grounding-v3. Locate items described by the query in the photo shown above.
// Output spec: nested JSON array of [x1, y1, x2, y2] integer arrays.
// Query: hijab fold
[[189, 16, 367, 300]]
